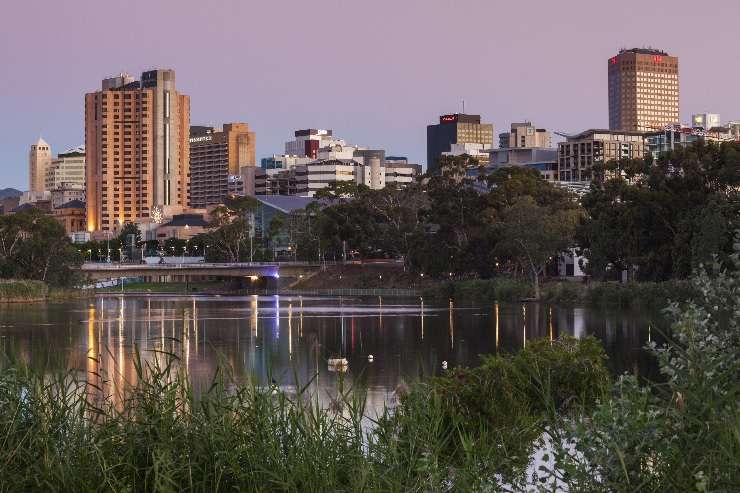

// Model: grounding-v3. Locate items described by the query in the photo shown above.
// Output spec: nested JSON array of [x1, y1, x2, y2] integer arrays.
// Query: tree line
[[2, 140, 736, 291], [285, 140, 738, 293]]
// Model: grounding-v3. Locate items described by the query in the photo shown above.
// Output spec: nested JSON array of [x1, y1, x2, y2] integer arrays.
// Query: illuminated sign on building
[[440, 115, 458, 123], [189, 135, 213, 143]]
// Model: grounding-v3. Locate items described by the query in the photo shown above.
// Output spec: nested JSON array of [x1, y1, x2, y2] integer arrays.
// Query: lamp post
[[106, 230, 111, 263]]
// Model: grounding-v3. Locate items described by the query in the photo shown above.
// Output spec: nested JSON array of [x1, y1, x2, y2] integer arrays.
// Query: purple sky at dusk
[[1, 0, 739, 189]]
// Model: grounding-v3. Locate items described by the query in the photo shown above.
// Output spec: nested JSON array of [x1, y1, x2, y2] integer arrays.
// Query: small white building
[[558, 248, 587, 278]]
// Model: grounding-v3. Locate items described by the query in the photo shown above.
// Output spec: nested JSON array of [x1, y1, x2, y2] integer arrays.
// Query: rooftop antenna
[[462, 99, 465, 114]]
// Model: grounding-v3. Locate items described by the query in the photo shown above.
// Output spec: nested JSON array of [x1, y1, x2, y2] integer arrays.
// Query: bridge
[[79, 261, 324, 282]]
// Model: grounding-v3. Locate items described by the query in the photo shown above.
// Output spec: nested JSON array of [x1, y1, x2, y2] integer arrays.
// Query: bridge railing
[[79, 260, 381, 270]]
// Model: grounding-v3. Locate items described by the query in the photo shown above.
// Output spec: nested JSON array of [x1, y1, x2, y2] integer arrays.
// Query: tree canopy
[[0, 209, 81, 286], [578, 140, 739, 281]]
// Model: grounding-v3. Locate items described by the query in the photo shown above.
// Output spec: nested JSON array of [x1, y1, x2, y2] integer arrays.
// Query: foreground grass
[[0, 337, 608, 492]]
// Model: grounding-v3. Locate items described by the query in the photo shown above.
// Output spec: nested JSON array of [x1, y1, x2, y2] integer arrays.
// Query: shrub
[[385, 336, 610, 487], [551, 252, 740, 491], [0, 279, 48, 302], [423, 278, 532, 302]]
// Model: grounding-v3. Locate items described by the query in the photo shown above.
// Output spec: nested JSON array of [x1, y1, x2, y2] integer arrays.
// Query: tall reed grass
[[0, 337, 609, 491]]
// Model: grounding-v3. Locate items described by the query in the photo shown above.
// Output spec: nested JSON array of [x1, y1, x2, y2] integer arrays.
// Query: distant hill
[[0, 188, 23, 199]]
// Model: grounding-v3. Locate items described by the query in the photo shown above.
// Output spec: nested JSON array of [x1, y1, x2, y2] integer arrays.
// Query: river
[[0, 294, 666, 415]]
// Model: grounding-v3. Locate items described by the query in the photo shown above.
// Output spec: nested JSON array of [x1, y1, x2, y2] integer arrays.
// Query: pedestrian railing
[[271, 288, 420, 297]]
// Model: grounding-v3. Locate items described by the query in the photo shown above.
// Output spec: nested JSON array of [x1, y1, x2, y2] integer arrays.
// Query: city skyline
[[2, 0, 740, 189]]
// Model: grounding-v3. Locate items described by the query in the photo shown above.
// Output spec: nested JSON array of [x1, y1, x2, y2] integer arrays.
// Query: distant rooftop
[[55, 199, 85, 210], [255, 195, 324, 214], [561, 129, 648, 140], [58, 145, 85, 157], [619, 47, 669, 56], [161, 213, 208, 228]]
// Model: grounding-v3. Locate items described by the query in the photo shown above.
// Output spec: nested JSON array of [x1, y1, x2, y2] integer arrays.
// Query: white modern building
[[45, 145, 85, 191], [285, 129, 346, 158], [486, 147, 558, 181], [691, 113, 721, 130], [442, 142, 493, 165]]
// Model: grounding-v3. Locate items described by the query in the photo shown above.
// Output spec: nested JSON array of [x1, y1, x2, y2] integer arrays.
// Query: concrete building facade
[[486, 147, 558, 182], [691, 113, 721, 130], [498, 122, 551, 149], [85, 69, 190, 232], [51, 185, 86, 208], [426, 114, 494, 173], [285, 129, 343, 158], [608, 48, 679, 132], [46, 145, 85, 191], [189, 123, 256, 208], [29, 138, 52, 193], [52, 199, 86, 237], [558, 129, 647, 182]]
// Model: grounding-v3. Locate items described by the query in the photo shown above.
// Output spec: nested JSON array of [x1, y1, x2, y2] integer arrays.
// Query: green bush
[[0, 279, 48, 302], [540, 281, 586, 304], [386, 336, 610, 487], [585, 280, 697, 309], [423, 277, 532, 302], [549, 254, 740, 491]]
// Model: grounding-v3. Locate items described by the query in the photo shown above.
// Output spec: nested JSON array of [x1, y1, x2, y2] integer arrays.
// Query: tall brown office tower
[[84, 70, 190, 232], [189, 123, 256, 207], [608, 48, 679, 132]]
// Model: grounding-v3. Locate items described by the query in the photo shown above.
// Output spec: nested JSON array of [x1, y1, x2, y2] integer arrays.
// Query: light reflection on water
[[0, 295, 665, 416]]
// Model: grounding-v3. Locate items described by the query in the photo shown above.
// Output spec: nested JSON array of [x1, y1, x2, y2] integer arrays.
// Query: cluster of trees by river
[[0, 140, 736, 295], [278, 140, 738, 296]]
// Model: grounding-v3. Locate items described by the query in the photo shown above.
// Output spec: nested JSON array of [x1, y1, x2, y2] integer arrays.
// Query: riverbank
[[287, 265, 696, 309], [0, 280, 48, 302], [0, 280, 95, 303], [95, 280, 232, 294], [422, 277, 697, 310]]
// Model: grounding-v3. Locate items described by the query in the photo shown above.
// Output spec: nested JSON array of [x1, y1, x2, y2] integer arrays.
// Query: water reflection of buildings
[[0, 296, 667, 415]]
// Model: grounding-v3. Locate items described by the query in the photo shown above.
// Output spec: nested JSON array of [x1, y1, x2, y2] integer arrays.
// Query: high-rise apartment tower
[[608, 48, 679, 132], [85, 69, 190, 231], [189, 123, 256, 207]]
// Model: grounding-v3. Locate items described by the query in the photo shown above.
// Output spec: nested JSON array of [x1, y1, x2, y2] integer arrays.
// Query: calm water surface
[[0, 294, 665, 415]]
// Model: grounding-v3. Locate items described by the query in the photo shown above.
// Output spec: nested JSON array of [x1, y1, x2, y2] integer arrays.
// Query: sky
[[1, 0, 739, 189]]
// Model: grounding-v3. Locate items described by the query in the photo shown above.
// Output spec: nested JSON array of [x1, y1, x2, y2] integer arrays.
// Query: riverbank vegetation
[[1, 249, 737, 490], [0, 209, 81, 286], [277, 141, 739, 299], [422, 277, 698, 309], [0, 279, 48, 302]]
